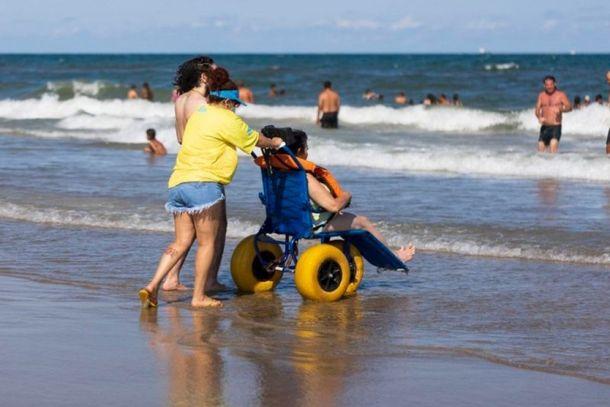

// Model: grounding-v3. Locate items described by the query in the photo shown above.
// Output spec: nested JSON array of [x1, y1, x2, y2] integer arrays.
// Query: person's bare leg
[[606, 144, 610, 154], [161, 247, 191, 291], [205, 200, 228, 292], [143, 213, 195, 302], [538, 141, 547, 153], [191, 203, 224, 308], [325, 212, 415, 262], [550, 138, 559, 154]]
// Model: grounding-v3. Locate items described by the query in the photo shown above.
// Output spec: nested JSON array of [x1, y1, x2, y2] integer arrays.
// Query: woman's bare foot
[[204, 281, 228, 292], [161, 281, 189, 291], [395, 243, 415, 262], [191, 296, 223, 308]]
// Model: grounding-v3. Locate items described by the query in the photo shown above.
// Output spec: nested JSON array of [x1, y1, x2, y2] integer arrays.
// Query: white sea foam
[[242, 104, 512, 132], [0, 201, 259, 238], [386, 232, 610, 265], [309, 139, 610, 181], [56, 114, 136, 130], [484, 62, 520, 71], [1, 95, 609, 136], [2, 200, 607, 265], [0, 94, 170, 120]]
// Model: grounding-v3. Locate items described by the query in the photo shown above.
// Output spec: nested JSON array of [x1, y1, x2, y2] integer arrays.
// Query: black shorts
[[539, 125, 562, 146], [607, 128, 610, 145], [320, 112, 338, 129]]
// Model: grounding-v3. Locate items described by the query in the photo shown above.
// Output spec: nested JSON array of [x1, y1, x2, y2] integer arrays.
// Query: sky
[[1, 0, 609, 53]]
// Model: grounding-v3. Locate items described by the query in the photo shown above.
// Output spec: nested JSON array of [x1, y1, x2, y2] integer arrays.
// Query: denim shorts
[[165, 182, 225, 214]]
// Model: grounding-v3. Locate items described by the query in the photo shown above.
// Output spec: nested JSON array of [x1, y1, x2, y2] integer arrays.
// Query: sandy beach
[[1, 269, 609, 406]]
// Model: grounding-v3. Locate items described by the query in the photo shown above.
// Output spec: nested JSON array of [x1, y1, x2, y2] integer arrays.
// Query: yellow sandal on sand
[[138, 288, 158, 308]]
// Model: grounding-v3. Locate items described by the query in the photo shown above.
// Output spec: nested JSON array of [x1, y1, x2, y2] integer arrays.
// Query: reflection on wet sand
[[537, 178, 559, 208], [604, 188, 610, 217], [139, 293, 409, 406], [140, 306, 224, 406]]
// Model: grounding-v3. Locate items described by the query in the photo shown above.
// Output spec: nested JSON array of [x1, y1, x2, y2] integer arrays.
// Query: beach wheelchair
[[230, 145, 408, 302]]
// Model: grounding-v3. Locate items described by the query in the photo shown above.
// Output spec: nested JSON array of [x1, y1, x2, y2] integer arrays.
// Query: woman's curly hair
[[173, 56, 215, 94]]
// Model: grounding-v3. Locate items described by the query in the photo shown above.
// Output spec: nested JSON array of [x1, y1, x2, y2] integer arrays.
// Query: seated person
[[144, 128, 167, 156], [263, 127, 415, 263]]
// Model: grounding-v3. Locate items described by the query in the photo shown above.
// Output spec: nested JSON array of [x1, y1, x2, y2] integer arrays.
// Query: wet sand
[[1, 275, 609, 407]]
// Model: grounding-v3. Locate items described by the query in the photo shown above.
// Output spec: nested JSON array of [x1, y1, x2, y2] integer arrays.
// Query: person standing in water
[[317, 81, 340, 129], [139, 64, 283, 309], [535, 75, 572, 153]]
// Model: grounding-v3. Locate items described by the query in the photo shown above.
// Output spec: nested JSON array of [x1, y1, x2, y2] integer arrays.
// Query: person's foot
[[161, 281, 189, 291], [138, 288, 158, 308], [204, 281, 228, 292], [191, 296, 223, 308], [395, 243, 415, 262]]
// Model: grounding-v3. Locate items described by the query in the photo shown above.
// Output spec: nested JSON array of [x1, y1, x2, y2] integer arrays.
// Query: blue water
[[2, 54, 609, 108]]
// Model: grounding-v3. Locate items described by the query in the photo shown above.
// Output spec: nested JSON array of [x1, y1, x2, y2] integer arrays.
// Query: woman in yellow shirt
[[140, 71, 282, 308]]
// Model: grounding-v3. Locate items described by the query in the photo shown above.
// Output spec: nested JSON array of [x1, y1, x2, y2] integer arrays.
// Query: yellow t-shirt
[[168, 105, 260, 187]]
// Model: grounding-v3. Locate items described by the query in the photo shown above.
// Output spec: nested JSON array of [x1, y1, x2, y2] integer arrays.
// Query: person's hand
[[271, 137, 284, 150]]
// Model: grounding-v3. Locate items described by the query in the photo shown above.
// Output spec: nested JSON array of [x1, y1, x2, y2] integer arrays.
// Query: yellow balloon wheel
[[230, 235, 283, 293], [328, 240, 365, 296], [294, 244, 350, 302]]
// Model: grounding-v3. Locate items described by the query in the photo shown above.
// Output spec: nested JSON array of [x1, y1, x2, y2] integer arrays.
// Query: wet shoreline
[[1, 275, 609, 406]]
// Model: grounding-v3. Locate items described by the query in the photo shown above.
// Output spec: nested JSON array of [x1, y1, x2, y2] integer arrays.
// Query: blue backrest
[[259, 165, 314, 239]]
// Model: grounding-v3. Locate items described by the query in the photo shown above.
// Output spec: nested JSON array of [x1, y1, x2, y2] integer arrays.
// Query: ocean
[[1, 54, 610, 395]]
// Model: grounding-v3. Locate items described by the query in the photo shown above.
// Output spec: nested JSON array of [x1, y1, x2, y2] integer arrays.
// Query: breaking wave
[[1, 95, 609, 136]]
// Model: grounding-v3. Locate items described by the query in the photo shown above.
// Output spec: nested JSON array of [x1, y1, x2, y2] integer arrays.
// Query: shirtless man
[[535, 75, 572, 153], [144, 128, 167, 156], [238, 81, 254, 104], [317, 81, 340, 129], [606, 71, 610, 154]]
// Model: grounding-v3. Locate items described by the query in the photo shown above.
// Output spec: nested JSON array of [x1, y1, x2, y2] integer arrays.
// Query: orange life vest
[[254, 154, 346, 198]]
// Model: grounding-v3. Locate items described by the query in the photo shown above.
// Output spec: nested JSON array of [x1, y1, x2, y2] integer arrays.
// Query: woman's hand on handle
[[256, 134, 284, 150]]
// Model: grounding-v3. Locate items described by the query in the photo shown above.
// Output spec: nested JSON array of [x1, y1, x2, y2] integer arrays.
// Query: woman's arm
[[307, 173, 351, 212], [174, 103, 185, 144]]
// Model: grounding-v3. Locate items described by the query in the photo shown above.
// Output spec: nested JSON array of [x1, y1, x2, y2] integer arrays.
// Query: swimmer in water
[[127, 85, 138, 99], [534, 75, 572, 153], [362, 89, 380, 101], [237, 81, 254, 104], [141, 82, 154, 101], [144, 128, 167, 156], [394, 91, 408, 105], [573, 95, 582, 109]]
